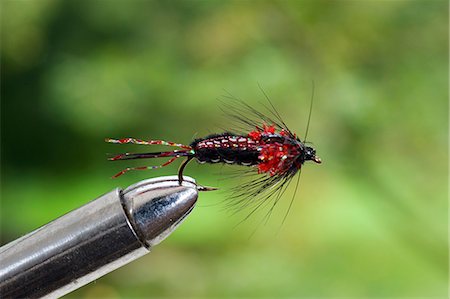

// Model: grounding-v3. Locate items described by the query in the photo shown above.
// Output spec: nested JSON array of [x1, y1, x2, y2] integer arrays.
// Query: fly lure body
[[107, 93, 321, 217], [107, 126, 321, 180]]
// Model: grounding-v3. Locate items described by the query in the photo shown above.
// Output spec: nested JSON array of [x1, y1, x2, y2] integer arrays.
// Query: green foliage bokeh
[[1, 1, 448, 298]]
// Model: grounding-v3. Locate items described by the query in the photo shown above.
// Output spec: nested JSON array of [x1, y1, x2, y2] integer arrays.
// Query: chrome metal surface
[[0, 176, 198, 298], [123, 176, 198, 247]]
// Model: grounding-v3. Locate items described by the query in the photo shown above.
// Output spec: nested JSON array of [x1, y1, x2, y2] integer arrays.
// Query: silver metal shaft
[[0, 176, 198, 299]]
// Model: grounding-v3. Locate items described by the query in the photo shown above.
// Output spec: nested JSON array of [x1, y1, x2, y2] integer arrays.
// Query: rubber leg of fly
[[112, 157, 179, 178], [178, 156, 194, 185], [105, 137, 192, 150], [108, 150, 190, 161]]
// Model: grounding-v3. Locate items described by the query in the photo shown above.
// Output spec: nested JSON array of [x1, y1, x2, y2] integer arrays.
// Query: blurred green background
[[1, 0, 448, 298]]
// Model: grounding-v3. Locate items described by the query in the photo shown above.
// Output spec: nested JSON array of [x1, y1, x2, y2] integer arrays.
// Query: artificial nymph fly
[[106, 92, 321, 217], [106, 126, 321, 180]]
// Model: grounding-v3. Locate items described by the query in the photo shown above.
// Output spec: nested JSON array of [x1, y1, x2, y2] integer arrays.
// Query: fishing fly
[[106, 89, 321, 218]]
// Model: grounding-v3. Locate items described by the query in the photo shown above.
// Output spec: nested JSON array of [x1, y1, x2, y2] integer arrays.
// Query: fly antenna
[[257, 82, 291, 132], [303, 80, 315, 142]]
